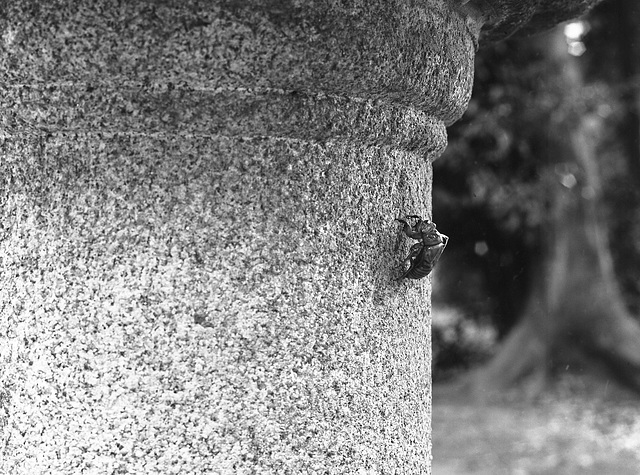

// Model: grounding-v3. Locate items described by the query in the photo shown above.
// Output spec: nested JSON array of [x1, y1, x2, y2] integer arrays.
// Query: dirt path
[[433, 384, 640, 474]]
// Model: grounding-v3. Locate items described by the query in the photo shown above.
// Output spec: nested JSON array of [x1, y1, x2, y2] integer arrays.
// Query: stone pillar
[[0, 1, 476, 473]]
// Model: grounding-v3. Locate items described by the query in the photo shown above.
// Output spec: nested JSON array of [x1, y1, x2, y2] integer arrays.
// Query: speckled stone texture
[[0, 0, 598, 473]]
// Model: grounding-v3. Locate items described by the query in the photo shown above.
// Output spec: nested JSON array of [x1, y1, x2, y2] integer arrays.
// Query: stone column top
[[463, 0, 603, 41]]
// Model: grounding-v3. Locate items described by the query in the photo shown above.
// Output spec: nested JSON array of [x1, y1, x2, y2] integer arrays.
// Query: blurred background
[[431, 0, 640, 473]]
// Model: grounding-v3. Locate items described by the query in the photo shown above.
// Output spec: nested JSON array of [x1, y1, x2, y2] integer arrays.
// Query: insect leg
[[396, 243, 423, 280]]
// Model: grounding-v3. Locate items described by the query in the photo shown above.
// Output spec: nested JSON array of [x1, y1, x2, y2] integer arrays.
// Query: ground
[[433, 375, 640, 474]]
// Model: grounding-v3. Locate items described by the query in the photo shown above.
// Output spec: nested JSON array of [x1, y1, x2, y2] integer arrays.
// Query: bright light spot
[[474, 241, 489, 256], [561, 173, 577, 189], [564, 21, 586, 41], [582, 186, 596, 200], [564, 20, 589, 55], [597, 103, 613, 118], [568, 41, 586, 57]]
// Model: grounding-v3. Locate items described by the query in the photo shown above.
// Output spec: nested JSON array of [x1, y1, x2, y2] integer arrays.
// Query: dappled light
[[564, 20, 589, 56]]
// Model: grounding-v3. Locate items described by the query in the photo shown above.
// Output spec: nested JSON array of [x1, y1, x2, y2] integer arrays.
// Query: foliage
[[433, 1, 640, 373], [584, 0, 640, 312], [432, 36, 549, 340], [432, 303, 497, 382]]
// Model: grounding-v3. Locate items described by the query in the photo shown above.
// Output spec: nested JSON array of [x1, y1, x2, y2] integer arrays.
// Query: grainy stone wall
[[0, 0, 601, 473]]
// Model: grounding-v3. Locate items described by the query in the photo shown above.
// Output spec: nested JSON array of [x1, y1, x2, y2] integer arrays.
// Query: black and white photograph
[[1, 1, 639, 473]]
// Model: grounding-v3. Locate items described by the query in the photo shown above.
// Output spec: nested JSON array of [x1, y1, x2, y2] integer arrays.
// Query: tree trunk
[[466, 26, 640, 399]]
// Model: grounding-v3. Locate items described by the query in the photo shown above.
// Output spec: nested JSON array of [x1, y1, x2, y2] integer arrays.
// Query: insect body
[[396, 215, 448, 280]]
